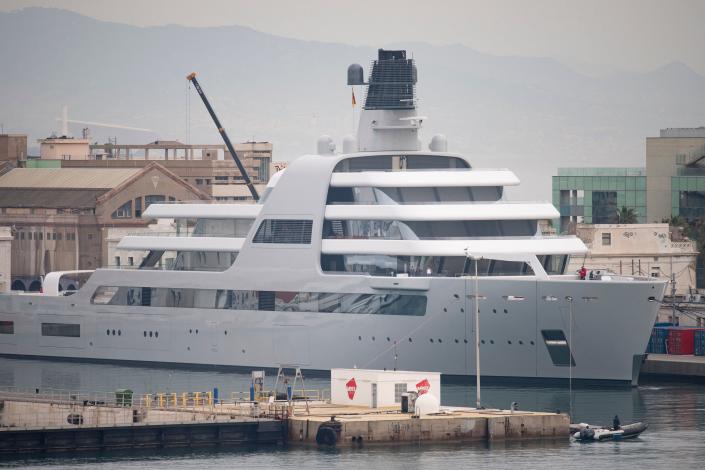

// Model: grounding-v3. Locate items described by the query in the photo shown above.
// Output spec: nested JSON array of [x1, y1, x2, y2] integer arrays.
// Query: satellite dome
[[415, 392, 440, 416]]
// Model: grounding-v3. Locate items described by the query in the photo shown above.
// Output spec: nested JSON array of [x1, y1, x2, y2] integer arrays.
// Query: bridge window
[[334, 155, 469, 172], [323, 219, 537, 240], [326, 186, 503, 204], [253, 219, 313, 244]]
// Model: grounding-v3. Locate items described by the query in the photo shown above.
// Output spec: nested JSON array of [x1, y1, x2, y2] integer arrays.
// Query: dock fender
[[316, 426, 338, 446]]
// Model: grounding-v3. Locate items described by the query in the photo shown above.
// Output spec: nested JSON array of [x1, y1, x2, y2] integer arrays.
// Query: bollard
[[207, 391, 213, 406], [145, 394, 152, 408], [158, 393, 164, 408], [171, 393, 177, 408], [194, 391, 201, 406], [182, 392, 188, 407]]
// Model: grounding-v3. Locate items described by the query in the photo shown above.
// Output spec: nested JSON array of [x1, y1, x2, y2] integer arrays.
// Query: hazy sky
[[3, 0, 705, 76]]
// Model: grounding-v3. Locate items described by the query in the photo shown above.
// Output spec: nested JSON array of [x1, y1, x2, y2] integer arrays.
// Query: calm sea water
[[1, 357, 704, 469]]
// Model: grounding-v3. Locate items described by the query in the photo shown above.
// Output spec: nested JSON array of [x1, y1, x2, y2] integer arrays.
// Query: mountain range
[[2, 7, 705, 199]]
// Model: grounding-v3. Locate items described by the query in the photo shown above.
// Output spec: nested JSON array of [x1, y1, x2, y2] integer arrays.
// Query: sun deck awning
[[329, 169, 520, 187], [142, 204, 261, 220], [117, 236, 245, 252], [324, 202, 559, 221], [321, 237, 587, 257]]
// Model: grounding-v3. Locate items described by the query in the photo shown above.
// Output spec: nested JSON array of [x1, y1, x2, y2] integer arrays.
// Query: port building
[[0, 164, 210, 291]]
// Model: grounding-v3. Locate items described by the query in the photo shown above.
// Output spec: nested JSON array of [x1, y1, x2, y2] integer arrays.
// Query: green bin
[[115, 388, 133, 407]]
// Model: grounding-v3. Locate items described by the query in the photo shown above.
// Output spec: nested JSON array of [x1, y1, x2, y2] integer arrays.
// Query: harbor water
[[1, 357, 704, 469]]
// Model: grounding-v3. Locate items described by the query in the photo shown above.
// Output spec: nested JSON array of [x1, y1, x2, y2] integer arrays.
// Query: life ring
[[316, 426, 338, 446]]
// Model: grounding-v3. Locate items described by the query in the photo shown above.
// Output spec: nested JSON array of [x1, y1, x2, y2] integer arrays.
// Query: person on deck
[[579, 266, 587, 280]]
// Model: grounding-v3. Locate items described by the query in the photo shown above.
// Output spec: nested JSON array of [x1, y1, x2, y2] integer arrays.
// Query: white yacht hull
[[0, 276, 665, 384]]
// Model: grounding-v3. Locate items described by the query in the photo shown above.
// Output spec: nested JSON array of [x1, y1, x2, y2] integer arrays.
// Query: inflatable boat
[[571, 422, 648, 442]]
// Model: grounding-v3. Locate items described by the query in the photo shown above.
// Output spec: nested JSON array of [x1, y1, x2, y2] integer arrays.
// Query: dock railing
[[0, 386, 304, 430]]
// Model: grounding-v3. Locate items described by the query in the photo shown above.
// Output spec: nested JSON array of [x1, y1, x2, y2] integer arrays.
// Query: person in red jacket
[[578, 266, 587, 280]]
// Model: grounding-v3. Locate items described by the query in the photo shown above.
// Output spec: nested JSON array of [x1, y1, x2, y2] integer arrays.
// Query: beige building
[[0, 227, 12, 292], [568, 223, 698, 294], [0, 164, 210, 291], [0, 134, 28, 163], [39, 136, 90, 160], [646, 127, 705, 223]]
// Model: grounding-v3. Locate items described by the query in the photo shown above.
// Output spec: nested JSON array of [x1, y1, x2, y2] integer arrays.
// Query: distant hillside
[[2, 7, 705, 199]]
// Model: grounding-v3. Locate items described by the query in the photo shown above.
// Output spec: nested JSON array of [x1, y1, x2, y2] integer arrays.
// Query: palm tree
[[616, 206, 638, 224]]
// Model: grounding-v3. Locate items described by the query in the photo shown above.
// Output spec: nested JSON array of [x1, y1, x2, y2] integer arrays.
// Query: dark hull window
[[41, 323, 80, 338], [91, 287, 427, 317], [541, 330, 575, 366], [0, 321, 14, 334], [323, 219, 537, 239]]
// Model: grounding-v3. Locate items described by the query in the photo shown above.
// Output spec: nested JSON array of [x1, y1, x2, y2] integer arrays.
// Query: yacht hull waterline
[[0, 49, 666, 384]]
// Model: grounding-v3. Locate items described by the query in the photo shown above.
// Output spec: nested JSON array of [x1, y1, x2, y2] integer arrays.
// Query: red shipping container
[[667, 328, 704, 355]]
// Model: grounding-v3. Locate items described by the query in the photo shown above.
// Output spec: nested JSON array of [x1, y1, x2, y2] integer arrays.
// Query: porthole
[[530, 340, 535, 345], [155, 331, 159, 338], [148, 331, 152, 337], [386, 337, 390, 342], [118, 330, 121, 336], [195, 329, 199, 334], [143, 331, 147, 337], [106, 329, 110, 335], [481, 340, 486, 344], [358, 336, 362, 341], [443, 307, 447, 312], [518, 340, 523, 345], [504, 309, 508, 314], [490, 340, 494, 344], [464, 339, 468, 344], [430, 338, 434, 343], [224, 330, 228, 335], [493, 309, 497, 314], [508, 340, 512, 344], [460, 308, 464, 313], [189, 329, 192, 334], [438, 338, 442, 343], [453, 294, 459, 299], [241, 349, 246, 354], [408, 338, 413, 343], [454, 339, 459, 343], [112, 329, 115, 336], [372, 336, 375, 341]]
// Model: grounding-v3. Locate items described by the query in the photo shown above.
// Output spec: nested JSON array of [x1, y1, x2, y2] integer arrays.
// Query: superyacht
[[0, 49, 666, 384]]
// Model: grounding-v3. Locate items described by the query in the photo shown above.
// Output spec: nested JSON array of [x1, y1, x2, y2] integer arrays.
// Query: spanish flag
[[352, 89, 356, 107]]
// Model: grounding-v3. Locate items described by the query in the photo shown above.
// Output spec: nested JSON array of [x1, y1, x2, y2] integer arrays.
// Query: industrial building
[[0, 134, 27, 164], [554, 127, 705, 232], [0, 164, 210, 291], [26, 139, 273, 202]]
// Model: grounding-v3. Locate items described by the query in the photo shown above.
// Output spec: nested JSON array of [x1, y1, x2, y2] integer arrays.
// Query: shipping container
[[647, 327, 670, 354], [667, 328, 704, 355], [695, 330, 705, 357]]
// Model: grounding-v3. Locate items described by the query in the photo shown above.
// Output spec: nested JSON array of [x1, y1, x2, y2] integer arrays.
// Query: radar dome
[[415, 392, 440, 416], [429, 134, 448, 152], [317, 135, 336, 155], [347, 64, 364, 85]]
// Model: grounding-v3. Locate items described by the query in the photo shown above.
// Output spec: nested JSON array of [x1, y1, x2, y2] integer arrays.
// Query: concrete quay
[[641, 354, 705, 381], [287, 403, 569, 446]]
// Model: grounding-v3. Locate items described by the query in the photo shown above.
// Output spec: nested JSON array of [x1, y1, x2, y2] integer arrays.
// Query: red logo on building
[[416, 378, 431, 395], [346, 378, 357, 400]]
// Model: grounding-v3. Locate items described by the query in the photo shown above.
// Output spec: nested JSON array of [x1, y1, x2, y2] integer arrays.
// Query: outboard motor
[[579, 427, 595, 441]]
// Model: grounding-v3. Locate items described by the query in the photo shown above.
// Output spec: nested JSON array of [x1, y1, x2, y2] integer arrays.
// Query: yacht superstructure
[[0, 49, 666, 384]]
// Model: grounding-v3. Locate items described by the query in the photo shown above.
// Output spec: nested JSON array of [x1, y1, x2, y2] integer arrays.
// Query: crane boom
[[186, 72, 259, 201]]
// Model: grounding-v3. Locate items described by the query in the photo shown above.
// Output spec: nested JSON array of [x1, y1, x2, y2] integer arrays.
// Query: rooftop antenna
[[61, 105, 69, 137]]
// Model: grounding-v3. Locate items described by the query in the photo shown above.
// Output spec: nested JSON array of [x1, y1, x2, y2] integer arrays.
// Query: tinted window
[[334, 155, 469, 172], [323, 220, 537, 239], [253, 219, 313, 244], [41, 323, 80, 337]]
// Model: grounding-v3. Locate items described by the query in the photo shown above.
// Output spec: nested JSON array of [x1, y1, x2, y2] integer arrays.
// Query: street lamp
[[465, 249, 484, 410]]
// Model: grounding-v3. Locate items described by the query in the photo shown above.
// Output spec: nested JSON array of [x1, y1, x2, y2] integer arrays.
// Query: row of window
[[333, 155, 470, 172], [326, 186, 503, 205], [91, 287, 427, 316], [16, 232, 77, 241], [322, 219, 538, 240], [111, 195, 176, 219], [321, 255, 568, 277]]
